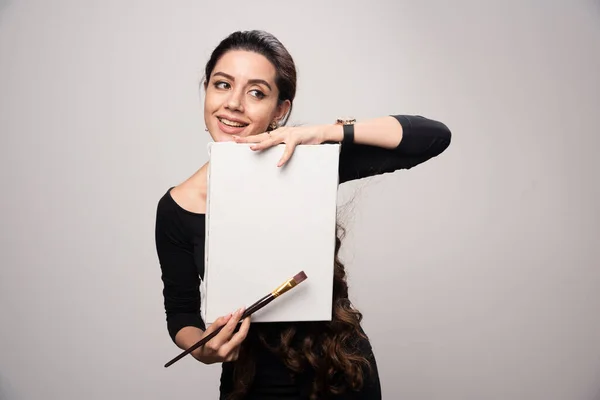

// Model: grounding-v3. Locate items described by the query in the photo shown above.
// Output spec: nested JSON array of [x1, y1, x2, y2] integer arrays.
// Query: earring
[[269, 120, 278, 130], [204, 128, 208, 132]]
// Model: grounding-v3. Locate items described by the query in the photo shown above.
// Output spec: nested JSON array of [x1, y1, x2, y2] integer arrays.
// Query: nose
[[225, 89, 244, 113]]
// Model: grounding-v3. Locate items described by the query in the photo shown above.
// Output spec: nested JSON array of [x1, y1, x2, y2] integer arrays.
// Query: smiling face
[[203, 50, 291, 142]]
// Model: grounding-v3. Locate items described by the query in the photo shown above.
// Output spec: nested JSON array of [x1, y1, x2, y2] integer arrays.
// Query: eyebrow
[[213, 71, 272, 91]]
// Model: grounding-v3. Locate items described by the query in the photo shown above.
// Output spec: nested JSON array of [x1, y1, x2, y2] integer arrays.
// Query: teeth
[[219, 118, 246, 128]]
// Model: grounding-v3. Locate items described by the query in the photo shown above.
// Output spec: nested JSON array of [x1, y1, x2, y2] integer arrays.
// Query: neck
[[195, 162, 209, 197], [180, 161, 209, 200]]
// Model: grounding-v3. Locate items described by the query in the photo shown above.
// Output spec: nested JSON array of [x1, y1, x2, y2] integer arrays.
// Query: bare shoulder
[[169, 167, 208, 214]]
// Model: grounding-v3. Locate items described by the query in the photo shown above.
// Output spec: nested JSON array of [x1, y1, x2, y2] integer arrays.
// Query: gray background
[[1, 1, 599, 399]]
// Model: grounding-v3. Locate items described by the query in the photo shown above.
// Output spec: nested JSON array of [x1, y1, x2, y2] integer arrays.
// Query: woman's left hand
[[232, 124, 340, 167]]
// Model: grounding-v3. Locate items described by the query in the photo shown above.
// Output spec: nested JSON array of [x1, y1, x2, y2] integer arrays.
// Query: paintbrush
[[164, 270, 307, 368]]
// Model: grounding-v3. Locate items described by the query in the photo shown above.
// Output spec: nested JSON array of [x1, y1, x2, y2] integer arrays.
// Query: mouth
[[217, 116, 249, 128]]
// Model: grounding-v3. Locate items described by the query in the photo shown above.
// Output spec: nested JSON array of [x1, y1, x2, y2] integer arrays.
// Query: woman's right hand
[[193, 307, 251, 364]]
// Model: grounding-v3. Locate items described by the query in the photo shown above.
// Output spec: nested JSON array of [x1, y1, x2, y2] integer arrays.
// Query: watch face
[[336, 118, 356, 125]]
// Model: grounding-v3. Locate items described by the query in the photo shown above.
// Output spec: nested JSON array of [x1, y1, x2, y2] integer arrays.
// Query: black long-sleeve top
[[154, 115, 451, 398]]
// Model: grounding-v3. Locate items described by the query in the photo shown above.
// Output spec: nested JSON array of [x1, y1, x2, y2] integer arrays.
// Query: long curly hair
[[228, 223, 374, 399], [203, 30, 374, 398]]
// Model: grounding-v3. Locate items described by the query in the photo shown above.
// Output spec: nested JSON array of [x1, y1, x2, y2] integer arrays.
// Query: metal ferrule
[[272, 279, 297, 297]]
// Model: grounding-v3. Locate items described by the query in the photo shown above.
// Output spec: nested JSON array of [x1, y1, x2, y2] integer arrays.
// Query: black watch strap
[[342, 124, 354, 144]]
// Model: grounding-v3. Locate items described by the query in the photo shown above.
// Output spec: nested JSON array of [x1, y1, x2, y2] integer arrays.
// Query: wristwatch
[[336, 117, 356, 144]]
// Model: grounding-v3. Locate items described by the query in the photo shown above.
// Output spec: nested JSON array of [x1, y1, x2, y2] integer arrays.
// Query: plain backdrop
[[1, 1, 600, 399]]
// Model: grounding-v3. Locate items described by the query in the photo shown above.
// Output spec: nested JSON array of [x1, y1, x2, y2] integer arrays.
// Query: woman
[[155, 30, 451, 399]]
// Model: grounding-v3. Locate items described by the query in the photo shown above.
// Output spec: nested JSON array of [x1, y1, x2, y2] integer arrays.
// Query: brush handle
[[164, 294, 274, 368], [244, 294, 274, 317], [163, 326, 219, 367]]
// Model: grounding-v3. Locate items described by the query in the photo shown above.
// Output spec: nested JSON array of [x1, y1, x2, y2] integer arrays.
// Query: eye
[[249, 89, 265, 99], [214, 81, 230, 90]]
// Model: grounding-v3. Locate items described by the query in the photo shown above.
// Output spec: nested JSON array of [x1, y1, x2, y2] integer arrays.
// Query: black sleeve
[[155, 193, 205, 343], [338, 115, 451, 183]]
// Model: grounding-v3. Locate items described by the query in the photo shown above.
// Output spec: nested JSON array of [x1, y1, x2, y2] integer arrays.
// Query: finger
[[202, 312, 234, 352], [205, 314, 231, 334], [250, 135, 280, 151], [221, 315, 251, 359], [214, 307, 244, 344], [249, 129, 284, 150], [230, 347, 240, 362], [231, 314, 251, 345], [277, 141, 297, 167], [224, 345, 240, 362], [232, 132, 269, 144]]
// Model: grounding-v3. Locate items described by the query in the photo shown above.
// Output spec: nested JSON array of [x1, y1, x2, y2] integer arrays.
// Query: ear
[[203, 79, 208, 90], [275, 100, 291, 122]]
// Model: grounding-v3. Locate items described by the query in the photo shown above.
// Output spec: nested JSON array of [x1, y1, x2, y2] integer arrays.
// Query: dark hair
[[203, 30, 296, 127], [204, 31, 373, 400]]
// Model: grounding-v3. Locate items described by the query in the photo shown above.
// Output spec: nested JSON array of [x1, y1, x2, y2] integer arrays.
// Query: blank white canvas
[[201, 142, 340, 324]]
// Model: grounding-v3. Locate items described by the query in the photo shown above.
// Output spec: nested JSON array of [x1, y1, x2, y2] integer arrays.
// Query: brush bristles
[[293, 271, 307, 284]]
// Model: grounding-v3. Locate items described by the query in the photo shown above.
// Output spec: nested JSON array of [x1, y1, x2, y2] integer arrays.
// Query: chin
[[207, 127, 233, 142], [215, 134, 235, 142]]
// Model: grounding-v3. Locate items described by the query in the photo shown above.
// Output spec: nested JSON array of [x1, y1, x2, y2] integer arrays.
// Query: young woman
[[155, 30, 451, 399]]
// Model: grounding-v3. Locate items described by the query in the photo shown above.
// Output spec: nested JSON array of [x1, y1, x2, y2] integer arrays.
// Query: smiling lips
[[216, 116, 249, 135], [218, 117, 247, 127]]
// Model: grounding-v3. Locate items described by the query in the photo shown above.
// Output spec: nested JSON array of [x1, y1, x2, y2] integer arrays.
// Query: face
[[203, 50, 291, 142]]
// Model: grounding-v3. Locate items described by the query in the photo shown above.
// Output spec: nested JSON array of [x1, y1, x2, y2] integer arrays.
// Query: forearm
[[335, 114, 451, 183], [174, 326, 206, 361], [323, 116, 403, 149]]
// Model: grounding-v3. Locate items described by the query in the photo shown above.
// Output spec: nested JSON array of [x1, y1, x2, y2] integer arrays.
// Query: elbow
[[166, 312, 205, 344], [428, 119, 452, 157], [398, 115, 452, 157]]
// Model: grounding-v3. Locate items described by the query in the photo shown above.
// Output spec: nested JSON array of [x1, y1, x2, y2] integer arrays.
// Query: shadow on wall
[[0, 0, 11, 24], [0, 374, 21, 400], [594, 378, 600, 400]]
